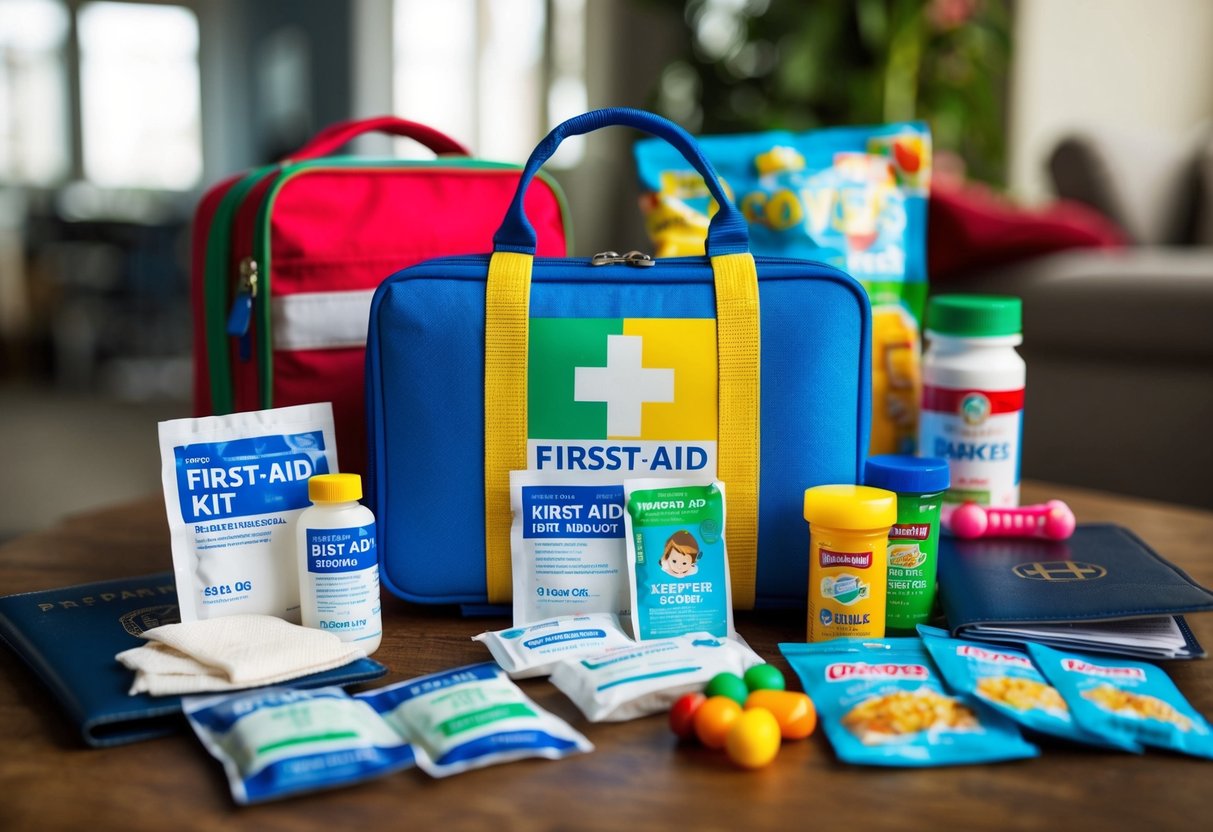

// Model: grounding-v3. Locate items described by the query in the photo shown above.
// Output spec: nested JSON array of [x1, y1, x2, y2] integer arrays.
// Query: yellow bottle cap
[[308, 473, 362, 503], [803, 484, 897, 530]]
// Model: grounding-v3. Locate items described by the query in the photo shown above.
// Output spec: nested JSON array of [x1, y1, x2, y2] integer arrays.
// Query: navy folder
[[938, 524, 1213, 659], [0, 572, 387, 747]]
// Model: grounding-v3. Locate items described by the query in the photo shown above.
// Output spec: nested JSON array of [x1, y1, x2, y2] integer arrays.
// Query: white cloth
[[116, 614, 366, 696]]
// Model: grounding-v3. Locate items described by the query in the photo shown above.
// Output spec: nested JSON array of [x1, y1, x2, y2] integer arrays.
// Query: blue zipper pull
[[226, 257, 258, 361]]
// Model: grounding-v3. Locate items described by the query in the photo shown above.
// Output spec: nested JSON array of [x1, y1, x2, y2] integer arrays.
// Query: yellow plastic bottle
[[803, 485, 897, 642]]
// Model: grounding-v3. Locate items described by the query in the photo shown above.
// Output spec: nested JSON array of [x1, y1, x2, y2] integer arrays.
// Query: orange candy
[[745, 689, 817, 740], [693, 695, 743, 749]]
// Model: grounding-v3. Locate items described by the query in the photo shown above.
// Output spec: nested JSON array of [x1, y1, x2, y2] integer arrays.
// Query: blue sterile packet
[[918, 626, 1141, 752], [183, 686, 415, 805], [781, 638, 1038, 767], [357, 662, 593, 778], [1028, 643, 1213, 760]]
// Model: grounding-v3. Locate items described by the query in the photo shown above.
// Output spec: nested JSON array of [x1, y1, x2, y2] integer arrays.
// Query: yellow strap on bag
[[482, 251, 761, 608]]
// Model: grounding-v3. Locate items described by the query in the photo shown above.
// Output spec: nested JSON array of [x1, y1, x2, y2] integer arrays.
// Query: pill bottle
[[918, 294, 1025, 514], [297, 473, 382, 655], [803, 485, 897, 643], [862, 455, 950, 633]]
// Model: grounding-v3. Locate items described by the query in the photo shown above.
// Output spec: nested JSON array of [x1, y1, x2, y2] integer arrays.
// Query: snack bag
[[510, 470, 628, 626], [635, 123, 930, 455], [918, 627, 1141, 751], [159, 403, 338, 622], [359, 662, 592, 777], [624, 479, 733, 640], [550, 632, 762, 722], [473, 613, 635, 679], [781, 638, 1038, 767], [184, 686, 415, 805], [1028, 643, 1213, 760]]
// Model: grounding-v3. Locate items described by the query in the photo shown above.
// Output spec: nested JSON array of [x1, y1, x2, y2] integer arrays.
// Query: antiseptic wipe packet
[[1028, 642, 1213, 760], [510, 470, 628, 626], [159, 403, 338, 622], [359, 662, 593, 777], [624, 479, 733, 640], [473, 613, 635, 679], [550, 633, 761, 722], [184, 686, 415, 805], [781, 638, 1038, 767], [918, 626, 1141, 752]]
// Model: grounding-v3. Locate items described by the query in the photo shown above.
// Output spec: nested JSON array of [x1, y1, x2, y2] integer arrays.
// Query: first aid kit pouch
[[917, 626, 1140, 751], [367, 107, 872, 612], [781, 638, 1039, 767], [357, 662, 592, 777], [1028, 642, 1213, 759], [472, 613, 635, 678], [159, 402, 338, 622], [184, 686, 415, 805], [549, 633, 762, 722], [192, 116, 569, 476]]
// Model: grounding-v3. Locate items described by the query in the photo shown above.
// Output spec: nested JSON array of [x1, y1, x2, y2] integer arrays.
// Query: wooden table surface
[[1, 482, 1211, 832]]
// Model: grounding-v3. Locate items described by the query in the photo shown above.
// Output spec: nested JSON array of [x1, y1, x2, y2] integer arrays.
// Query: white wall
[[1008, 0, 1213, 202]]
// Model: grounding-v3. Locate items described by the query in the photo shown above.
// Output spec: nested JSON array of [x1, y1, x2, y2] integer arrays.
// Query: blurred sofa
[[939, 130, 1213, 509]]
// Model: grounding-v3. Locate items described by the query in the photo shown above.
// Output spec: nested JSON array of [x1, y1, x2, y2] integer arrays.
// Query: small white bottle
[[297, 473, 382, 655], [919, 294, 1025, 514]]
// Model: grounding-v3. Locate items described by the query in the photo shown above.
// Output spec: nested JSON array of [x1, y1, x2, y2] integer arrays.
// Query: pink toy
[[947, 500, 1076, 540]]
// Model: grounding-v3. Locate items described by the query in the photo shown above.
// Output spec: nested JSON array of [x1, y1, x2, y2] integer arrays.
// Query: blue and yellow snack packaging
[[1028, 643, 1213, 760], [918, 626, 1141, 751], [781, 638, 1038, 767], [635, 124, 930, 455], [624, 479, 733, 640]]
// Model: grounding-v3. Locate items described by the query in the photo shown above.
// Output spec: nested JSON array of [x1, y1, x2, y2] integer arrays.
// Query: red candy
[[669, 692, 707, 739]]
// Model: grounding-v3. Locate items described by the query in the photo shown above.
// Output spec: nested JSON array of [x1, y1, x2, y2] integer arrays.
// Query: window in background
[[77, 1, 202, 190], [393, 0, 586, 167], [0, 0, 71, 186]]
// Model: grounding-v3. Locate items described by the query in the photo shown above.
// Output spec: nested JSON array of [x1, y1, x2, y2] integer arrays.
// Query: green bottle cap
[[926, 294, 1022, 337]]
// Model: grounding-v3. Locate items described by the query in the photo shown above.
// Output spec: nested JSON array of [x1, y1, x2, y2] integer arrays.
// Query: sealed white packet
[[549, 633, 763, 722], [510, 470, 629, 626], [160, 402, 338, 622], [473, 613, 635, 678]]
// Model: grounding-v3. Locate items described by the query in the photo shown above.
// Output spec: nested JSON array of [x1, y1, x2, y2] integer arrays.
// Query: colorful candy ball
[[694, 695, 743, 749], [745, 689, 817, 740], [725, 707, 782, 769], [743, 663, 786, 692], [704, 672, 750, 706], [669, 692, 706, 740]]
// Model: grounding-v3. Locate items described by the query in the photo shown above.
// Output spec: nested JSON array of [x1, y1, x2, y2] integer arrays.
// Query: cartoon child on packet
[[660, 530, 701, 578]]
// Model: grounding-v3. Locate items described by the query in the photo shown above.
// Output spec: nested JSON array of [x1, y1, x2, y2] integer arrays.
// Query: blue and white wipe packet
[[510, 470, 628, 626], [184, 686, 415, 805], [918, 626, 1141, 752], [549, 632, 761, 722], [358, 662, 592, 778], [1028, 642, 1213, 760], [781, 638, 1038, 767], [473, 613, 635, 679], [623, 479, 733, 641], [160, 403, 338, 622]]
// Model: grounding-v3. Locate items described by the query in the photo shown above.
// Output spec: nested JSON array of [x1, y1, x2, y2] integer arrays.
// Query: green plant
[[646, 0, 1012, 184]]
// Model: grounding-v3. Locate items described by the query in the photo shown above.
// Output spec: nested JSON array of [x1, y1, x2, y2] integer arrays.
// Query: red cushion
[[928, 182, 1127, 281]]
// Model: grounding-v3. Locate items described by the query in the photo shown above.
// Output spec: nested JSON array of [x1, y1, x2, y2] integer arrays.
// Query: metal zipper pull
[[226, 257, 258, 361], [590, 250, 655, 267]]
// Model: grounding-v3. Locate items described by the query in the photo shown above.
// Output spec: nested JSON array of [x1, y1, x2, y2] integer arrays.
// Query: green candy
[[704, 672, 749, 705], [743, 663, 786, 692]]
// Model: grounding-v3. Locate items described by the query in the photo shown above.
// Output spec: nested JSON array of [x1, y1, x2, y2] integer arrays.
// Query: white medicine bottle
[[918, 294, 1025, 512], [297, 473, 382, 655]]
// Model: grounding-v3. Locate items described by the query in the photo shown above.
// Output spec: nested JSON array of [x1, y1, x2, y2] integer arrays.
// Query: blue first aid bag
[[366, 108, 872, 610]]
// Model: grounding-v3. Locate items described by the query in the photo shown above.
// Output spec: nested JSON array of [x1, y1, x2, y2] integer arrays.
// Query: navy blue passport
[[938, 524, 1213, 660], [0, 572, 387, 747]]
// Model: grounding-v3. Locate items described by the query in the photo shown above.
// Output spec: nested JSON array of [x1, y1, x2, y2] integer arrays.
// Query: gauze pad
[[549, 633, 761, 722], [159, 403, 338, 622], [510, 470, 628, 626], [473, 613, 635, 678]]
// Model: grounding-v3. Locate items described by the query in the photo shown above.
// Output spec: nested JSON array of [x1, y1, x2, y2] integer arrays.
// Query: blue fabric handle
[[493, 108, 750, 256]]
